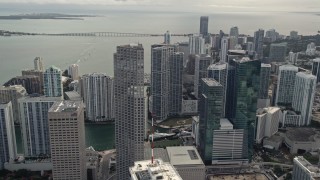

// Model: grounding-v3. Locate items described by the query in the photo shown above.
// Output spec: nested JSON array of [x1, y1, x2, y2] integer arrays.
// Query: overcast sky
[[1, 0, 320, 13]]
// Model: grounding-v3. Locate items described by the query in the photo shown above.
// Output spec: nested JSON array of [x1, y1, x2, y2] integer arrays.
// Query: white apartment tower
[[292, 72, 317, 126], [275, 65, 298, 106], [48, 101, 86, 180], [189, 35, 205, 55], [68, 64, 79, 80], [44, 66, 63, 98], [114, 44, 145, 180], [220, 36, 229, 62], [19, 95, 61, 156], [82, 73, 114, 121], [0, 102, 17, 170], [34, 57, 44, 71]]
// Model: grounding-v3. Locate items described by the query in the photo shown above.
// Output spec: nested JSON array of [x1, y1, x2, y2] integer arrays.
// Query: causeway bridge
[[0, 30, 191, 37]]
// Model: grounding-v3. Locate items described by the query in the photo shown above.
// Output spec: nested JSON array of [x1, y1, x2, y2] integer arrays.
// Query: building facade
[[293, 156, 320, 180], [48, 101, 86, 180], [194, 54, 212, 99], [81, 73, 114, 121], [34, 57, 44, 71], [4, 75, 41, 95], [312, 58, 320, 83], [199, 16, 208, 36], [254, 29, 264, 59], [259, 63, 271, 99], [114, 44, 145, 179], [68, 64, 79, 80], [0, 102, 17, 170], [189, 35, 205, 55], [44, 66, 63, 98], [269, 42, 287, 62], [22, 69, 44, 94], [275, 65, 298, 106]]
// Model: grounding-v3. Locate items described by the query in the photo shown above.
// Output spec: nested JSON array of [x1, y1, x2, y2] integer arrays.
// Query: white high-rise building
[[34, 57, 44, 71], [0, 102, 17, 170], [114, 44, 145, 180], [293, 156, 320, 180], [230, 26, 239, 44], [189, 35, 205, 55], [220, 36, 229, 62], [0, 85, 27, 123], [81, 73, 114, 121], [289, 51, 298, 64], [48, 101, 86, 180], [306, 42, 316, 56], [18, 95, 61, 156], [275, 65, 298, 106], [44, 66, 63, 98], [312, 58, 320, 83], [255, 107, 282, 143], [292, 72, 317, 126], [194, 54, 212, 98], [68, 64, 79, 80], [164, 30, 171, 44], [229, 36, 238, 50], [151, 45, 175, 122]]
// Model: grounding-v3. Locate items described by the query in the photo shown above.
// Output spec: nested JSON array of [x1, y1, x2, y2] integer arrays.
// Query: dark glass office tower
[[199, 16, 209, 36]]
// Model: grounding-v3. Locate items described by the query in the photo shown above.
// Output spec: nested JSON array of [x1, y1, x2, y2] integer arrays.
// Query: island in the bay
[[0, 13, 96, 20]]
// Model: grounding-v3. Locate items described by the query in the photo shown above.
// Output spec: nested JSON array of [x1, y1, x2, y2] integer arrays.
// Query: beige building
[[48, 101, 86, 180]]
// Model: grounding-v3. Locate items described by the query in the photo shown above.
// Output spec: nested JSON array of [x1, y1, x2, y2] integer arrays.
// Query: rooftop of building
[[166, 146, 204, 166], [18, 95, 61, 102], [296, 72, 317, 79], [261, 63, 271, 68], [264, 133, 284, 143], [144, 146, 170, 163], [220, 118, 233, 129], [82, 72, 109, 77], [228, 50, 247, 55], [232, 57, 255, 63], [270, 42, 287, 46], [64, 91, 82, 101], [294, 156, 320, 178], [45, 65, 61, 71], [118, 43, 143, 49], [257, 107, 281, 115], [313, 58, 320, 62], [49, 100, 82, 113], [201, 78, 222, 87], [129, 159, 182, 180], [286, 128, 320, 142], [207, 62, 227, 70], [279, 64, 298, 70]]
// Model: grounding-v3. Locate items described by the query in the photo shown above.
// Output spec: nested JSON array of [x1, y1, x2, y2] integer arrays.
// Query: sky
[[0, 0, 320, 13]]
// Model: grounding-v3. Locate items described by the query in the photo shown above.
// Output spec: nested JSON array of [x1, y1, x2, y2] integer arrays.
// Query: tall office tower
[[22, 69, 44, 94], [68, 64, 79, 80], [254, 29, 264, 59], [265, 29, 278, 42], [290, 31, 299, 40], [177, 42, 189, 67], [275, 65, 298, 106], [0, 102, 17, 170], [18, 95, 61, 156], [81, 73, 114, 121], [199, 16, 208, 36], [199, 78, 223, 164], [44, 66, 63, 98], [34, 57, 44, 71], [4, 75, 41, 95], [246, 42, 254, 55], [259, 63, 271, 99], [0, 85, 27, 123], [207, 62, 227, 116], [194, 54, 212, 99], [220, 36, 229, 62], [48, 101, 86, 180], [225, 65, 236, 119], [312, 58, 320, 83], [164, 30, 171, 44], [292, 72, 316, 126], [169, 52, 184, 116], [151, 45, 175, 122], [230, 26, 239, 44], [229, 36, 238, 50], [189, 35, 205, 55], [230, 58, 261, 160], [289, 51, 298, 64], [269, 42, 287, 62], [306, 42, 316, 56], [114, 44, 145, 179], [293, 156, 320, 180]]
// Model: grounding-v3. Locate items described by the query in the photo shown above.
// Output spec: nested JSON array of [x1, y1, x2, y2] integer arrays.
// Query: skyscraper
[[312, 58, 320, 83], [199, 16, 208, 36], [230, 26, 239, 44], [0, 85, 27, 123], [207, 62, 227, 116], [289, 51, 298, 64], [189, 35, 205, 55], [48, 101, 86, 180], [269, 42, 287, 62], [34, 57, 44, 71], [230, 57, 261, 160], [44, 66, 63, 98], [4, 75, 41, 95], [199, 78, 224, 164], [290, 31, 299, 40], [114, 44, 145, 179], [81, 73, 114, 121], [275, 65, 298, 106], [259, 63, 271, 99], [194, 54, 212, 99], [254, 29, 264, 59], [18, 95, 61, 156], [164, 30, 171, 44], [220, 36, 229, 62], [151, 45, 175, 122], [68, 64, 79, 80], [0, 102, 17, 170], [292, 72, 316, 126], [169, 52, 184, 116], [22, 69, 44, 94]]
